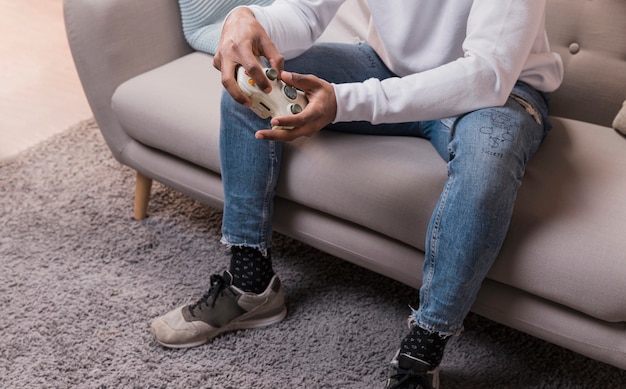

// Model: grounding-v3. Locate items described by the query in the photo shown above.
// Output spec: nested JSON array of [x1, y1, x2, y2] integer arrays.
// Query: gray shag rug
[[1, 120, 625, 389]]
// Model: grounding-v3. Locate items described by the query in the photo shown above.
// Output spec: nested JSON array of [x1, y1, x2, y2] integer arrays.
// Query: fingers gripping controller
[[236, 62, 308, 130]]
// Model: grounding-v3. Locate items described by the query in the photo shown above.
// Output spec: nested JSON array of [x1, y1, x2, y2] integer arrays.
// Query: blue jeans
[[219, 43, 552, 336]]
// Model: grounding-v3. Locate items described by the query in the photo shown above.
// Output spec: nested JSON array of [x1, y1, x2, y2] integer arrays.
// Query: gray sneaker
[[384, 350, 440, 389], [150, 271, 286, 348]]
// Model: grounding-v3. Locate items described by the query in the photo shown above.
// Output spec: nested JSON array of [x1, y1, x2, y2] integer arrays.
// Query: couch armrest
[[64, 0, 193, 156], [613, 100, 626, 136]]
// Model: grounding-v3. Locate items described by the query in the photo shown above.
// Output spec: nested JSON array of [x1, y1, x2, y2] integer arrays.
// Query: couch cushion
[[112, 52, 448, 252], [545, 0, 626, 128], [113, 52, 626, 324], [112, 53, 223, 173], [278, 131, 447, 251], [491, 117, 626, 322]]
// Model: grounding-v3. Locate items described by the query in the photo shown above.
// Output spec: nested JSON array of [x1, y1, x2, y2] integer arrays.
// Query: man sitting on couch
[[151, 1, 563, 387]]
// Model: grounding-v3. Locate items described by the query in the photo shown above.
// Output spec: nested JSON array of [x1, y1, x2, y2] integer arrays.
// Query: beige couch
[[64, 0, 626, 369]]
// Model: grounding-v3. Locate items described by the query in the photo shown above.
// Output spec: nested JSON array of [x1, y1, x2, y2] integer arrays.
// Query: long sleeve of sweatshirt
[[248, 0, 564, 123]]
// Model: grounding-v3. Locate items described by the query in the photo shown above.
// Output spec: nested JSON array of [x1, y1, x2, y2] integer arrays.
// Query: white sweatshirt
[[248, 0, 564, 123]]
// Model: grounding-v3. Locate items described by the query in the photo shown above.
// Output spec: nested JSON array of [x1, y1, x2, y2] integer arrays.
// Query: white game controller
[[236, 61, 308, 130]]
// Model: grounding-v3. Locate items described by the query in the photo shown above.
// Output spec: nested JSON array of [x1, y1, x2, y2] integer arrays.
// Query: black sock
[[399, 325, 449, 368], [229, 246, 274, 294]]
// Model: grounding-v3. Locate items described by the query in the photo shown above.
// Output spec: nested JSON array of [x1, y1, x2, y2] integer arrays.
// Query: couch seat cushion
[[113, 53, 223, 173], [112, 52, 626, 323], [490, 117, 626, 322], [112, 52, 448, 251]]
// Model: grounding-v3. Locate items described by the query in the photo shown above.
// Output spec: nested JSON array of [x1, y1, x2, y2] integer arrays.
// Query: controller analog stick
[[265, 68, 279, 81]]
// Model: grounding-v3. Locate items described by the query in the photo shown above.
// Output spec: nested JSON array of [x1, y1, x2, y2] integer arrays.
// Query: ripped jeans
[[219, 43, 551, 336]]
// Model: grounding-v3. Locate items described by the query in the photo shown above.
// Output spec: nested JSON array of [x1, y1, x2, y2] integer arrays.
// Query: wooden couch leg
[[133, 171, 153, 220]]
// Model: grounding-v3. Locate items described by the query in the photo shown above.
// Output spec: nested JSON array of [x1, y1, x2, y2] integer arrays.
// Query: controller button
[[290, 104, 303, 114], [248, 79, 256, 87], [284, 85, 298, 100], [266, 68, 279, 81]]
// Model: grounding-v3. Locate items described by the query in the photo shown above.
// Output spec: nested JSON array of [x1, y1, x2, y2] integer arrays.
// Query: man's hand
[[255, 71, 337, 142], [213, 7, 284, 105], [213, 8, 336, 142]]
